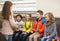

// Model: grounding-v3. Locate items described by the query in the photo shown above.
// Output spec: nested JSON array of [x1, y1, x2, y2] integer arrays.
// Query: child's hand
[[31, 31, 33, 33], [15, 28, 19, 31], [46, 36, 49, 39], [22, 32, 26, 34]]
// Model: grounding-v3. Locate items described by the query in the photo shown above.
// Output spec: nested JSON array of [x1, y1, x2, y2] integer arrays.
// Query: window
[[0, 0, 37, 12]]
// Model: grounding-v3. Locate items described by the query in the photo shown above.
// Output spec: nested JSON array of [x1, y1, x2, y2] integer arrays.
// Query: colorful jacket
[[31, 18, 45, 36], [23, 20, 32, 33]]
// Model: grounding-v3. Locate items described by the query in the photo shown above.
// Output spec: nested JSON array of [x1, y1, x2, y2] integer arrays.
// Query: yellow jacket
[[23, 20, 32, 33]]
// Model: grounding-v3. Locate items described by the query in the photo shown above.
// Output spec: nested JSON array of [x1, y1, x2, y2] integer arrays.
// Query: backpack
[[36, 17, 46, 24]]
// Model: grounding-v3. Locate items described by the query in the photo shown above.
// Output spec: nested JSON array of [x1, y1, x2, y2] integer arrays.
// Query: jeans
[[5, 35, 12, 41], [20, 33, 31, 41], [41, 37, 52, 41], [12, 30, 22, 41]]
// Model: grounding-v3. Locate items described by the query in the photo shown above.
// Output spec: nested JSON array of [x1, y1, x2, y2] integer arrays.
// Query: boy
[[12, 15, 24, 41], [29, 10, 45, 41]]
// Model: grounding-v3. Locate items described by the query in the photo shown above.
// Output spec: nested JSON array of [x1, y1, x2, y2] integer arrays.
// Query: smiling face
[[36, 12, 43, 19], [16, 16, 21, 21], [44, 12, 55, 23], [25, 14, 30, 20], [45, 14, 50, 22]]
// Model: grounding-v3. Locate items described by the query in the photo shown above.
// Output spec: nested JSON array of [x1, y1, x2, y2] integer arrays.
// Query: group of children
[[12, 10, 57, 41], [1, 1, 57, 41]]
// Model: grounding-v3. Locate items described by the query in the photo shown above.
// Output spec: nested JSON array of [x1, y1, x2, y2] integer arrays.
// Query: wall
[[37, 0, 60, 18]]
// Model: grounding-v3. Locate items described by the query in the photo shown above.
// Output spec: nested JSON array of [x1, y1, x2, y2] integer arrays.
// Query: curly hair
[[45, 12, 55, 23], [16, 14, 22, 20]]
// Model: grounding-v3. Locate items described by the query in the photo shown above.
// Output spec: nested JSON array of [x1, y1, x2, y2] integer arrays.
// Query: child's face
[[45, 14, 50, 22], [36, 12, 42, 18], [16, 16, 21, 21], [26, 15, 30, 20]]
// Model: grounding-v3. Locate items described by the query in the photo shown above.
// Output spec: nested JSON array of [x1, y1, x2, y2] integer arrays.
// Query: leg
[[46, 37, 52, 41], [19, 30, 22, 34], [8, 35, 12, 41], [12, 31, 17, 41], [5, 35, 9, 41], [33, 33, 40, 41], [41, 37, 46, 41], [20, 34, 24, 41], [22, 34, 29, 41], [29, 33, 36, 41]]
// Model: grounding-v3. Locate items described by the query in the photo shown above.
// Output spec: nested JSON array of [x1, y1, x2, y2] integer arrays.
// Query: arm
[[22, 22, 26, 32], [31, 21, 36, 32], [38, 23, 45, 37], [49, 22, 56, 38], [38, 23, 45, 33], [26, 22, 32, 33], [44, 26, 46, 37], [9, 15, 19, 28]]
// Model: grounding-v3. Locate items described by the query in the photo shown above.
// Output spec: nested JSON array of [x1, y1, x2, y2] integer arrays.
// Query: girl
[[20, 14, 32, 41], [1, 1, 19, 41], [41, 12, 57, 41]]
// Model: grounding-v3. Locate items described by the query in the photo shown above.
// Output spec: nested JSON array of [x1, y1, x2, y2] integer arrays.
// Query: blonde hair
[[45, 12, 55, 23], [25, 14, 32, 21]]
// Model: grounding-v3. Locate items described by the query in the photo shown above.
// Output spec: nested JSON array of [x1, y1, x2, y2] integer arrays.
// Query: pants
[[20, 33, 31, 41], [5, 35, 12, 41], [12, 30, 22, 41], [41, 37, 52, 41], [29, 32, 40, 41]]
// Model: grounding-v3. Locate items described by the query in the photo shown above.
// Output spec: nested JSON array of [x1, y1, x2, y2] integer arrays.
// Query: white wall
[[0, 0, 37, 11], [37, 0, 60, 17], [0, 0, 60, 17]]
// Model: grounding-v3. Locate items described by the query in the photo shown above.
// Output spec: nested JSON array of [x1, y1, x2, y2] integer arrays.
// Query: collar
[[17, 20, 21, 22], [36, 18, 42, 22]]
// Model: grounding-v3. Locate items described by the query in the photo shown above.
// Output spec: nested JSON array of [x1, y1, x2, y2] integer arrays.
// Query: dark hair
[[2, 1, 13, 20], [16, 14, 22, 19], [37, 10, 43, 15]]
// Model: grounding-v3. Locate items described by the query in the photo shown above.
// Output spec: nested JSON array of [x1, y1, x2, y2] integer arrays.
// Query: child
[[16, 14, 24, 31], [29, 10, 45, 41], [41, 12, 57, 41], [20, 14, 32, 41], [12, 15, 24, 41]]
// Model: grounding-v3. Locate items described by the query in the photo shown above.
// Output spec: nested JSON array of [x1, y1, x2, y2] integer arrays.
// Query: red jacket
[[31, 18, 45, 36]]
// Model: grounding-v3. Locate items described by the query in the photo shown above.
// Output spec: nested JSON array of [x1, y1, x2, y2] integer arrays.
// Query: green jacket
[[23, 20, 32, 33]]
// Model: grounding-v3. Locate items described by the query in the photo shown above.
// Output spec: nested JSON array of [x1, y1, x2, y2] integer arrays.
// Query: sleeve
[[26, 22, 32, 33], [22, 22, 26, 32], [31, 21, 36, 32], [9, 15, 18, 28], [38, 23, 45, 33], [44, 26, 46, 37], [38, 18, 46, 33], [49, 22, 56, 38], [21, 21, 24, 26]]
